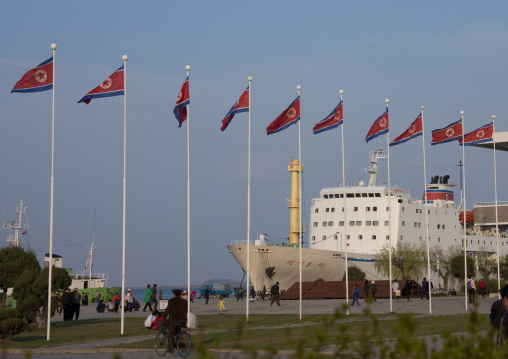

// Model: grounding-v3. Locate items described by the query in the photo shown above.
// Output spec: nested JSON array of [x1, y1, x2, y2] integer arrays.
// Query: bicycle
[[155, 321, 192, 357]]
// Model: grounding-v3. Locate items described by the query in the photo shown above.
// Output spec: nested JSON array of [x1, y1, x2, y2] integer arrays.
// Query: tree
[[374, 242, 426, 280], [342, 266, 366, 281], [13, 266, 71, 327], [0, 246, 40, 307], [501, 254, 508, 280], [429, 245, 462, 289], [451, 255, 475, 280], [474, 248, 497, 280]]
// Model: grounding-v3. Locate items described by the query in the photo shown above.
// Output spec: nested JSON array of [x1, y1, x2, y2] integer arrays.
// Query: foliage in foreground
[[0, 307, 26, 339]]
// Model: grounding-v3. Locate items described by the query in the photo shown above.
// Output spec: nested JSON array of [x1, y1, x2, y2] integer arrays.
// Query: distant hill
[[201, 278, 242, 286]]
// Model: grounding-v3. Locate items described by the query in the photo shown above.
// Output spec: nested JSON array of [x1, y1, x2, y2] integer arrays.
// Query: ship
[[228, 150, 508, 291]]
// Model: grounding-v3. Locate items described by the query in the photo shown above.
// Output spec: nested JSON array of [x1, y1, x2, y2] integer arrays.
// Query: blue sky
[[1, 1, 508, 287]]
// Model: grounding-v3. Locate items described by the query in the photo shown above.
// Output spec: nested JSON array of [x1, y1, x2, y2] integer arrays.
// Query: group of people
[[143, 284, 159, 312], [53, 288, 82, 320]]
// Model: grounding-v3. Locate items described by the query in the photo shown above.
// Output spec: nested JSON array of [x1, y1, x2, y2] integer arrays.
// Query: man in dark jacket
[[490, 285, 508, 344], [62, 288, 72, 321], [71, 288, 81, 320], [163, 289, 188, 353], [204, 287, 211, 305], [270, 282, 280, 306]]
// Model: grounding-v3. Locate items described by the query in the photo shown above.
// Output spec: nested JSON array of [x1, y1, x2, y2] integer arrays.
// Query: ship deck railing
[[475, 201, 508, 207], [73, 272, 107, 280]]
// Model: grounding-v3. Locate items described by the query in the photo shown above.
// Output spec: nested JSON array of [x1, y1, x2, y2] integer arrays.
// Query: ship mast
[[366, 149, 385, 187], [3, 198, 29, 247]]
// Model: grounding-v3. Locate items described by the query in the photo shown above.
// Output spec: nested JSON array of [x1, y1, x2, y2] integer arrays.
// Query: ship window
[[328, 221, 333, 226], [386, 207, 389, 211], [315, 209, 319, 213], [358, 235, 363, 239], [400, 235, 403, 241], [342, 207, 345, 212], [323, 236, 327, 240], [419, 236, 423, 241], [402, 221, 405, 226], [375, 193, 381, 197], [322, 222, 327, 227], [372, 235, 377, 240], [339, 221, 344, 226], [331, 208, 335, 212], [491, 241, 493, 246], [414, 222, 417, 228], [312, 236, 315, 242], [373, 221, 379, 226], [416, 209, 419, 214], [362, 193, 368, 197], [334, 194, 340, 198], [347, 235, 350, 239], [349, 221, 355, 226], [386, 235, 390, 240], [384, 221, 389, 226], [420, 209, 423, 214], [334, 235, 338, 239], [356, 221, 362, 226], [373, 207, 377, 211], [402, 207, 405, 212], [471, 240, 473, 244], [442, 225, 445, 229], [326, 208, 329, 212], [418, 223, 421, 228], [428, 210, 430, 214], [355, 193, 361, 197], [366, 207, 371, 211], [366, 221, 371, 226], [438, 238, 440, 242], [354, 207, 358, 211], [346, 193, 354, 198], [313, 222, 318, 227], [437, 224, 441, 229], [324, 195, 328, 199], [368, 193, 374, 197]]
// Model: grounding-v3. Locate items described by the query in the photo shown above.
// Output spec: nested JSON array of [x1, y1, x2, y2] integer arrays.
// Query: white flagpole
[[246, 75, 252, 322], [120, 54, 128, 335], [340, 90, 349, 315], [421, 106, 431, 314], [386, 99, 392, 313], [461, 111, 467, 311], [297, 85, 302, 320], [492, 115, 501, 294], [46, 43, 57, 341], [186, 65, 191, 318]]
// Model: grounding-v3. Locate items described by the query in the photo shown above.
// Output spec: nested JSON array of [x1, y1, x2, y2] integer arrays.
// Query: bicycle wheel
[[176, 332, 192, 357], [155, 331, 169, 356]]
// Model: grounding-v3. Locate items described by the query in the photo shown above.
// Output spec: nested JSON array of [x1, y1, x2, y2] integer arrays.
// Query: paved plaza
[[2, 294, 498, 359]]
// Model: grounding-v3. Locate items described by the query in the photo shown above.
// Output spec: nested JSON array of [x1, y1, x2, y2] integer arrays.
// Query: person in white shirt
[[392, 279, 400, 300]]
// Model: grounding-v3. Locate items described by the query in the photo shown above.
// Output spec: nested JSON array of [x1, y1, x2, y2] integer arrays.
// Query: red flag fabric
[[365, 106, 389, 143], [11, 57, 53, 93], [390, 113, 422, 146], [78, 65, 124, 104], [431, 120, 462, 145], [459, 122, 493, 146], [174, 76, 190, 127], [266, 96, 300, 135]]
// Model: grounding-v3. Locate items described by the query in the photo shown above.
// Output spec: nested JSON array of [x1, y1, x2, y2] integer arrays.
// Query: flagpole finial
[[50, 43, 57, 50], [339, 89, 344, 95], [296, 85, 301, 91], [492, 115, 496, 120], [185, 65, 191, 71], [421, 106, 424, 110], [248, 76, 253, 81], [122, 55, 128, 61], [460, 111, 464, 115], [385, 99, 390, 104]]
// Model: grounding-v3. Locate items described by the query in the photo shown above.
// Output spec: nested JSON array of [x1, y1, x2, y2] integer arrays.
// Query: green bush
[[0, 308, 26, 339], [485, 279, 501, 294], [0, 307, 22, 321]]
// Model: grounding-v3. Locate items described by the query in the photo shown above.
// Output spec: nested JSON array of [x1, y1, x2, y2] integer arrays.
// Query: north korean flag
[[266, 96, 300, 135], [459, 122, 493, 146], [313, 101, 343, 134], [431, 120, 462, 145], [78, 65, 124, 104], [365, 106, 389, 143], [174, 76, 190, 127], [11, 57, 53, 93], [220, 86, 249, 131], [390, 112, 423, 146]]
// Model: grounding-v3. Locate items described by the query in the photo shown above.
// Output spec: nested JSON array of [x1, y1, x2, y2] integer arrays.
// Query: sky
[[1, 1, 508, 288]]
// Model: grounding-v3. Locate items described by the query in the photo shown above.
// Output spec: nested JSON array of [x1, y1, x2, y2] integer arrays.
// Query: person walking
[[467, 275, 476, 303], [218, 296, 225, 313], [270, 282, 280, 306], [205, 286, 211, 305], [71, 288, 81, 320], [370, 281, 378, 302], [152, 284, 158, 309], [143, 284, 154, 312], [405, 279, 412, 301], [113, 292, 121, 313], [351, 284, 360, 306], [363, 280, 371, 302], [62, 288, 72, 321], [392, 280, 399, 300], [421, 278, 427, 300]]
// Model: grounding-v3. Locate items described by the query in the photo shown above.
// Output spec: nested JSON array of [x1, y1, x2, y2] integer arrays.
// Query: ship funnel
[[288, 159, 304, 245]]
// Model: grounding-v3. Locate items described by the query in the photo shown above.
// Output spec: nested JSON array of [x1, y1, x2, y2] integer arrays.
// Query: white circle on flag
[[35, 70, 47, 83], [409, 124, 416, 133], [380, 118, 387, 127], [477, 130, 485, 139], [287, 108, 297, 119], [334, 110, 341, 121], [177, 91, 183, 101], [446, 128, 454, 137], [101, 78, 112, 89]]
